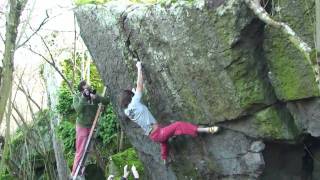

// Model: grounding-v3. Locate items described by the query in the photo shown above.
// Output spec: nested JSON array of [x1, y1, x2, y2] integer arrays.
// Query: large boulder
[[75, 0, 319, 179]]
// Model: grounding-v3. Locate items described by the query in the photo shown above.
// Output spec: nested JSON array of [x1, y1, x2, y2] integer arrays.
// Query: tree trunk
[[0, 87, 12, 173], [42, 61, 70, 179], [0, 0, 27, 125], [119, 130, 124, 152], [50, 115, 70, 180], [45, 80, 70, 179]]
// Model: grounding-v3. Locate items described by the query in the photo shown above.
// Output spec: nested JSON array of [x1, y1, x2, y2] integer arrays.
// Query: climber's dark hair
[[119, 89, 134, 109], [78, 80, 87, 92]]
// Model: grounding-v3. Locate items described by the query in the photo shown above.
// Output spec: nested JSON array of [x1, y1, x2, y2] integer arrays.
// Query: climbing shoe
[[208, 126, 220, 134]]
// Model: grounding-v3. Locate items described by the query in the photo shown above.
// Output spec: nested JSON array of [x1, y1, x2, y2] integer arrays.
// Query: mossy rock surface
[[264, 0, 319, 100], [253, 106, 299, 140]]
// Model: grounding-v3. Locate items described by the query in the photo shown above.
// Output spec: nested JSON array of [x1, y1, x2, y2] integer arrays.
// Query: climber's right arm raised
[[135, 61, 143, 93]]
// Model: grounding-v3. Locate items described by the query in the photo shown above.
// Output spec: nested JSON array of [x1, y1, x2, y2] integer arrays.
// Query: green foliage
[[74, 0, 194, 6], [56, 104, 119, 166], [108, 148, 144, 180], [89, 63, 105, 93], [130, 0, 157, 3], [10, 110, 52, 151], [56, 54, 81, 118], [0, 171, 15, 180], [10, 129, 24, 149], [60, 55, 81, 87], [56, 86, 75, 116], [97, 105, 118, 145], [56, 52, 105, 116], [157, 0, 176, 6], [5, 110, 56, 179], [56, 120, 76, 167], [75, 0, 108, 5]]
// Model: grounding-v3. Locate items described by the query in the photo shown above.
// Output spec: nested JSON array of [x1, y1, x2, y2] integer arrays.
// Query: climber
[[119, 61, 220, 165], [71, 80, 109, 177]]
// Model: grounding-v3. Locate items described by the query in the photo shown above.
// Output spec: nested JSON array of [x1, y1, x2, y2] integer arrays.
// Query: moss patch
[[227, 47, 276, 109], [264, 29, 319, 100], [264, 0, 319, 100], [107, 148, 144, 179], [254, 106, 299, 140]]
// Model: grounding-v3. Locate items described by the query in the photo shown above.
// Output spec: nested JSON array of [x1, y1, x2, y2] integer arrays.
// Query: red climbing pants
[[149, 121, 198, 160]]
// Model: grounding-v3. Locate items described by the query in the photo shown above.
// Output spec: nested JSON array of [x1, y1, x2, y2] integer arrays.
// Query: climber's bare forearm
[[136, 62, 143, 92]]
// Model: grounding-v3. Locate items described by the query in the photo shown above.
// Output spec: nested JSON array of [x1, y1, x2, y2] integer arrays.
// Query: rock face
[[75, 0, 320, 179]]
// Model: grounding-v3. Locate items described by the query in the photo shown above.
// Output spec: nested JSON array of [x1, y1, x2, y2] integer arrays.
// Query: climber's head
[[119, 89, 134, 109]]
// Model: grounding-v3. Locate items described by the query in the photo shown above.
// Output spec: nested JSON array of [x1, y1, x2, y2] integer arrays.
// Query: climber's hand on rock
[[136, 61, 142, 70], [132, 88, 136, 93]]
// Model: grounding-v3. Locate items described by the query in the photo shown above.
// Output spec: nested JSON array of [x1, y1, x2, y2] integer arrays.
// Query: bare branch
[[28, 45, 52, 64], [12, 103, 28, 128], [12, 65, 41, 111], [12, 114, 22, 129], [25, 89, 36, 121], [0, 33, 4, 43], [39, 35, 56, 66], [38, 34, 75, 92], [13, 65, 27, 101], [28, 45, 74, 92], [16, 10, 50, 49], [16, 84, 41, 110], [10, 66, 27, 127], [15, 0, 36, 47]]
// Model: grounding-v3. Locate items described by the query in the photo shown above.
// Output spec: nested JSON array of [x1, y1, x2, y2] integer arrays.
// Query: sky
[[1, 0, 75, 62], [0, 0, 88, 134]]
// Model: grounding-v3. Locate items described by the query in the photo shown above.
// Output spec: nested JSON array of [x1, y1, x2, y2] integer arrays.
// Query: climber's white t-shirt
[[124, 91, 157, 135]]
